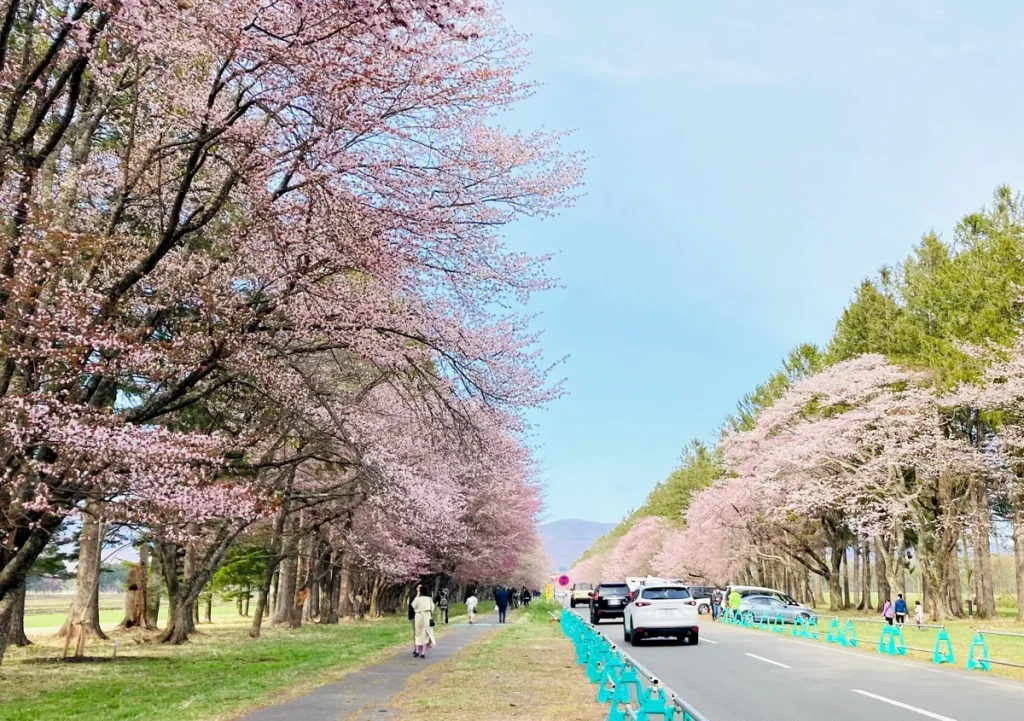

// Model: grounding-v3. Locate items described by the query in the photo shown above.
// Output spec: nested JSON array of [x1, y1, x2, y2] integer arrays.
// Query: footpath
[[238, 612, 504, 721]]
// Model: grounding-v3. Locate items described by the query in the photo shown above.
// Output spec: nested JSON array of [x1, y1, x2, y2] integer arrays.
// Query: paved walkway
[[239, 613, 506, 721]]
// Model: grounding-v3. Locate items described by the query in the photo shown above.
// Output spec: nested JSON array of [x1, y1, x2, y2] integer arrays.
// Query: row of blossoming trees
[[0, 0, 576, 664], [572, 189, 1024, 623]]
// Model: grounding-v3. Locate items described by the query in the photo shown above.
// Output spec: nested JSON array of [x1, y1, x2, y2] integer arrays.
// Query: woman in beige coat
[[411, 586, 436, 658]]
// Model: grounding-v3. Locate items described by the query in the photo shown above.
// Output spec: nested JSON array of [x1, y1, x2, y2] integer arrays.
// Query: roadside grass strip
[[724, 609, 1024, 680], [393, 601, 605, 721]]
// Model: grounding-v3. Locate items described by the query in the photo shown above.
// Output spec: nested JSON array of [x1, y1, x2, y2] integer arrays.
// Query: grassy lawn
[[727, 608, 1024, 682], [393, 601, 604, 721], [1, 614, 419, 721]]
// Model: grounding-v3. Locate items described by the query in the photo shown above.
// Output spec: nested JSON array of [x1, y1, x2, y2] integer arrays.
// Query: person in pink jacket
[[881, 598, 895, 626]]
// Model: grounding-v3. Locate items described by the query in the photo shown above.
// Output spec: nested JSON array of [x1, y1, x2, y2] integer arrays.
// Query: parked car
[[684, 585, 716, 615], [726, 585, 804, 606], [738, 594, 816, 625], [590, 581, 630, 624], [570, 582, 593, 608], [623, 583, 700, 646]]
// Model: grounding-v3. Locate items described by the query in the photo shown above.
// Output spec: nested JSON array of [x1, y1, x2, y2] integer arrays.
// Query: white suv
[[623, 583, 700, 646]]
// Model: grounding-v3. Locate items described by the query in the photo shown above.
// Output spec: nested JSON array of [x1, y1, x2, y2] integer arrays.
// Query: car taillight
[[592, 593, 600, 602], [634, 601, 651, 607]]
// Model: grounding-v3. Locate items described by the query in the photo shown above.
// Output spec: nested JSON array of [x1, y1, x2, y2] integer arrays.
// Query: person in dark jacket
[[894, 594, 908, 625], [439, 588, 450, 624], [495, 585, 511, 623]]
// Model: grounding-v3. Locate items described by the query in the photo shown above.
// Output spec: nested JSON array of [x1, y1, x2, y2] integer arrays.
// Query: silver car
[[738, 594, 816, 625]]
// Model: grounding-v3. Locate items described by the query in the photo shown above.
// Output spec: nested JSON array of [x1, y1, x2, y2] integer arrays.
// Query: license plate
[[608, 599, 621, 606], [655, 609, 681, 617]]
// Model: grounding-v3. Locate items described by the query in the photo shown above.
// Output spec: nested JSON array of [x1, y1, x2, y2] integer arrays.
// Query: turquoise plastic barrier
[[559, 608, 705, 721]]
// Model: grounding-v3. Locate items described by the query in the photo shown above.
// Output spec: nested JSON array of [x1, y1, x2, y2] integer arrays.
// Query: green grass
[[0, 616, 415, 721], [22, 594, 241, 631], [393, 599, 603, 721]]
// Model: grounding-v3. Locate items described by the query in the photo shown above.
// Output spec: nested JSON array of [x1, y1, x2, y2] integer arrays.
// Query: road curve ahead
[[574, 609, 1024, 721]]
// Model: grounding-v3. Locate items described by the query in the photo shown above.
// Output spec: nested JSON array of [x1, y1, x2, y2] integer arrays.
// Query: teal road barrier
[[877, 623, 908, 657], [791, 614, 818, 640], [842, 619, 859, 647], [716, 607, 961, 667], [894, 623, 954, 665], [968, 629, 1024, 672], [559, 608, 711, 721]]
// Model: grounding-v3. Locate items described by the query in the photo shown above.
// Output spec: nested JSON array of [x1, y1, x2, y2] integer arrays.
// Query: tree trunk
[[205, 595, 212, 624], [0, 585, 18, 663], [368, 576, 383, 617], [244, 593, 250, 617], [5, 582, 31, 647], [826, 547, 842, 612], [273, 517, 299, 624], [940, 535, 964, 619], [302, 535, 318, 623], [250, 500, 290, 638], [1012, 490, 1024, 622], [58, 502, 108, 640], [852, 540, 862, 609], [160, 523, 241, 644], [146, 545, 162, 628], [841, 548, 851, 609], [875, 536, 891, 607], [320, 547, 341, 625], [971, 479, 997, 618], [338, 556, 353, 618], [237, 596, 243, 616], [119, 563, 146, 629], [861, 538, 873, 610], [270, 568, 279, 614]]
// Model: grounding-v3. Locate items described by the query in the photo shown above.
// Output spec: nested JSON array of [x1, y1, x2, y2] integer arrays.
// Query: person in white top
[[411, 586, 436, 658], [465, 593, 478, 624]]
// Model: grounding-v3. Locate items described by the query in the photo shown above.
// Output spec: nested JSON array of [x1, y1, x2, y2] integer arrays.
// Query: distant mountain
[[539, 519, 616, 573]]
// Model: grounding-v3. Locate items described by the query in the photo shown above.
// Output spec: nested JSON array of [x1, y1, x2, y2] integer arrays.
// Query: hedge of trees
[[572, 188, 1024, 622]]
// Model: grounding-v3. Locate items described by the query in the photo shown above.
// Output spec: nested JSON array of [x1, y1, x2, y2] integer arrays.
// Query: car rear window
[[598, 584, 629, 596], [641, 587, 691, 600], [576, 583, 592, 590]]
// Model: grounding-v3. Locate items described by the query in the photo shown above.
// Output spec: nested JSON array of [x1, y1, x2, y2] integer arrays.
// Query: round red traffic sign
[[557, 574, 570, 587]]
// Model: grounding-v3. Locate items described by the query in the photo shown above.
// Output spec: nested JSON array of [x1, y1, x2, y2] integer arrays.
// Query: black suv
[[590, 581, 630, 624]]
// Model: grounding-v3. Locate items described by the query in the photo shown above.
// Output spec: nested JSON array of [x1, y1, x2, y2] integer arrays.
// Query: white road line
[[852, 690, 957, 721], [700, 638, 720, 644], [744, 652, 792, 669]]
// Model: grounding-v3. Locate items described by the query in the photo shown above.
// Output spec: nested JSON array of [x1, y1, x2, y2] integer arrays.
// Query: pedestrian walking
[[882, 598, 895, 626], [914, 600, 924, 628], [521, 587, 531, 607], [411, 586, 436, 658], [894, 594, 908, 625], [711, 588, 723, 621], [466, 591, 479, 624], [439, 588, 450, 624], [495, 585, 511, 623]]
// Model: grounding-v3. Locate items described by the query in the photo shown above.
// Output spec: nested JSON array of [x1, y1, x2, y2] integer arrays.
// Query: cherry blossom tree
[[602, 517, 668, 579], [0, 0, 582, 660]]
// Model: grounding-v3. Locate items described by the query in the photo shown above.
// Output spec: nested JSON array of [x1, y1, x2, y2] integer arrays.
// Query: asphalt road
[[569, 607, 1024, 721]]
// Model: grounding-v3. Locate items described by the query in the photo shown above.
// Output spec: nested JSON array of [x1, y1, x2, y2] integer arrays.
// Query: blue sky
[[497, 0, 1024, 523]]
